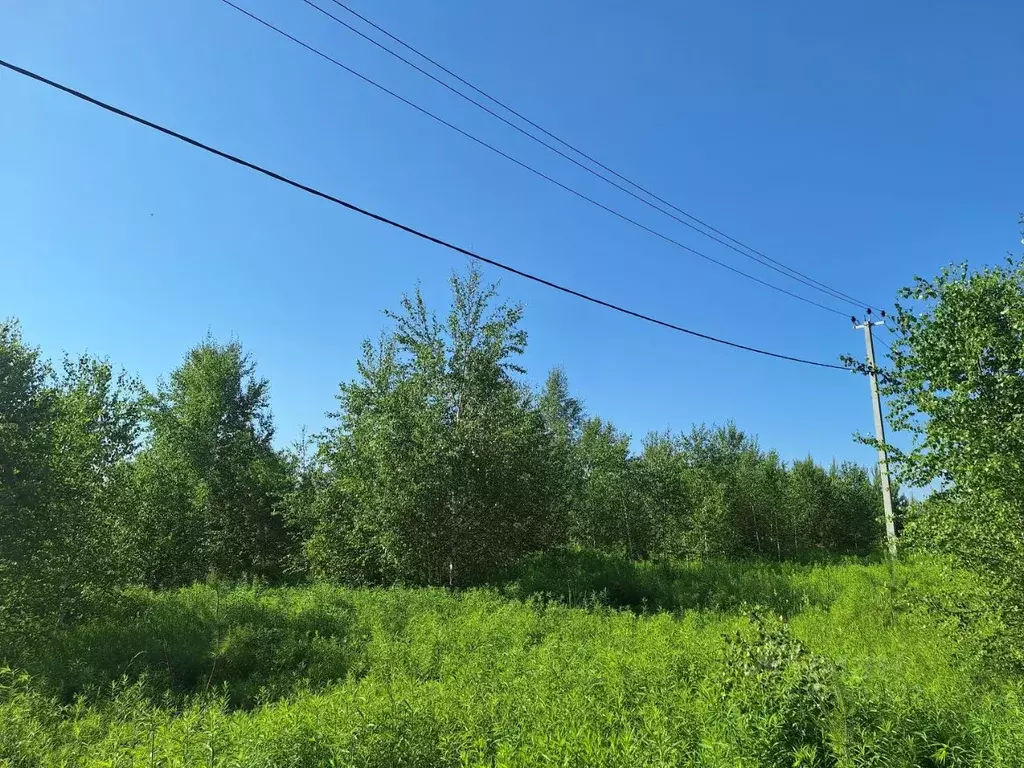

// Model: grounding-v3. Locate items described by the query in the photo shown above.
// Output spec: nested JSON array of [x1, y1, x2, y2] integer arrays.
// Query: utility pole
[[853, 310, 898, 558]]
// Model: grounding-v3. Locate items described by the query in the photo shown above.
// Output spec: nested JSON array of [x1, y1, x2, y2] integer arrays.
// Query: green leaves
[[0, 320, 142, 640], [131, 338, 291, 587], [312, 266, 562, 586], [627, 425, 883, 562], [883, 238, 1024, 628], [3, 256, 891, 632], [3, 562, 1021, 766]]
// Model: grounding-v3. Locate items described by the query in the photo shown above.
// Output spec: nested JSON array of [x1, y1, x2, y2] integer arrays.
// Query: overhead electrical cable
[[0, 57, 850, 371], [218, 0, 851, 318], [296, 0, 863, 311], [319, 0, 882, 312]]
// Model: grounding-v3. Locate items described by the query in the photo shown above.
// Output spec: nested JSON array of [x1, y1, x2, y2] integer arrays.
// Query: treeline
[[0, 268, 885, 627]]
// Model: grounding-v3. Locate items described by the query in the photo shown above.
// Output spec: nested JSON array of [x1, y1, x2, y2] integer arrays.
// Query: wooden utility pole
[[853, 310, 898, 558]]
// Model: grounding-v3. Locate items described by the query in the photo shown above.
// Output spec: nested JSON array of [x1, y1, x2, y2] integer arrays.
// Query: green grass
[[2, 555, 1022, 767]]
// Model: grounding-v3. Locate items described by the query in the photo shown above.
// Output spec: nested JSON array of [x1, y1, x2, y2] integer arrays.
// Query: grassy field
[[2, 554, 1022, 767]]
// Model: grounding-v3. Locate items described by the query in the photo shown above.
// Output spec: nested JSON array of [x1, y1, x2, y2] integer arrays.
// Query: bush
[[13, 582, 365, 708], [2, 558, 1023, 766]]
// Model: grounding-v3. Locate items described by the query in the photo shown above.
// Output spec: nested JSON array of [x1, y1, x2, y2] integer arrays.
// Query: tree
[[0, 321, 142, 641], [132, 337, 290, 586], [630, 423, 879, 561], [538, 367, 585, 546], [1, 321, 57, 640], [786, 458, 834, 557], [828, 462, 884, 555], [0, 321, 52, 562], [882, 244, 1024, 597], [538, 367, 583, 442], [636, 432, 692, 559], [678, 423, 769, 558], [572, 418, 644, 557], [314, 267, 561, 585], [731, 449, 788, 559], [679, 421, 756, 471]]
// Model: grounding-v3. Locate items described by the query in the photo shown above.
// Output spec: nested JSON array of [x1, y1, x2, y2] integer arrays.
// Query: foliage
[[1, 558, 1022, 766], [308, 267, 562, 586], [882, 243, 1024, 637], [0, 320, 142, 643], [7, 233, 1024, 762], [722, 612, 843, 764], [636, 424, 883, 562], [12, 582, 362, 709], [4, 267, 890, 621], [536, 366, 584, 541], [884, 256, 1024, 497], [571, 417, 643, 555], [129, 338, 292, 586], [286, 268, 887, 588]]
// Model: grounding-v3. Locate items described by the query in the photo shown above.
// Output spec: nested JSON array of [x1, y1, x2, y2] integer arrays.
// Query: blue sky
[[2, 0, 1021, 471]]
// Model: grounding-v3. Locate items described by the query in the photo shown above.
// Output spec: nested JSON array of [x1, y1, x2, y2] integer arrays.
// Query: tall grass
[[1, 556, 1021, 766]]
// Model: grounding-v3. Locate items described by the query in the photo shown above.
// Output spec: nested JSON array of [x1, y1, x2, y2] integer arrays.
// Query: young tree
[[882, 243, 1024, 595], [786, 458, 834, 557], [537, 367, 585, 546], [1, 321, 57, 639], [538, 367, 584, 441], [315, 267, 561, 585], [731, 449, 788, 559], [828, 462, 883, 555], [572, 418, 645, 557], [1, 321, 142, 640], [636, 431, 693, 560], [679, 421, 755, 471], [132, 337, 290, 586], [678, 423, 764, 557]]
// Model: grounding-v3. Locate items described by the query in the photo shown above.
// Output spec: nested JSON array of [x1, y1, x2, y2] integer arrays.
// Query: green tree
[[315, 267, 561, 585], [731, 449, 788, 559], [882, 246, 1024, 601], [786, 458, 834, 557], [679, 422, 756, 471], [632, 423, 877, 560], [537, 367, 585, 546], [0, 321, 141, 642], [538, 367, 584, 441], [1, 321, 58, 640], [636, 431, 692, 560], [132, 337, 290, 586], [572, 418, 646, 557], [678, 423, 767, 557], [828, 462, 883, 555], [275, 431, 330, 581]]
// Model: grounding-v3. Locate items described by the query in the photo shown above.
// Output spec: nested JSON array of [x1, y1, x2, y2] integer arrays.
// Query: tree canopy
[[883, 252, 1024, 604], [2, 266, 891, 630]]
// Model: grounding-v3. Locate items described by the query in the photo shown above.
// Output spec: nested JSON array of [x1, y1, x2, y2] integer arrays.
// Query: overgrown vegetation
[[3, 559, 1022, 766], [5, 234, 1024, 764], [0, 267, 889, 614], [875, 240, 1024, 660]]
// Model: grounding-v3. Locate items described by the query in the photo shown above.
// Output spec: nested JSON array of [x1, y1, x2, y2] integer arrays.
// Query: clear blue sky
[[2, 0, 1021, 470]]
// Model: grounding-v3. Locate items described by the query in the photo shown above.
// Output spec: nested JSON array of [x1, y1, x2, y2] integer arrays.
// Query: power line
[[219, 0, 850, 319], [321, 0, 882, 312], [0, 57, 850, 372], [297, 0, 862, 311]]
